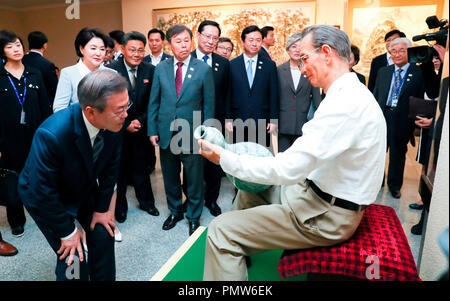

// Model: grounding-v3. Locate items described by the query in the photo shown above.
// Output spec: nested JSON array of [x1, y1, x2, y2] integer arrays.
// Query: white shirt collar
[[150, 52, 163, 59], [174, 55, 191, 67], [196, 49, 211, 61], [30, 50, 43, 56], [82, 110, 100, 145], [123, 57, 138, 73], [262, 45, 269, 53], [395, 63, 410, 73], [243, 53, 258, 64], [76, 59, 92, 78]]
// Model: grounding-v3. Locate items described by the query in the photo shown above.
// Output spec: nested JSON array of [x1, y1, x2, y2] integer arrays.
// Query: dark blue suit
[[18, 104, 122, 280], [226, 54, 278, 147]]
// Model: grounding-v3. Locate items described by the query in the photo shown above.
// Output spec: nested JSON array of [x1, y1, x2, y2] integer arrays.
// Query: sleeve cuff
[[61, 227, 77, 241]]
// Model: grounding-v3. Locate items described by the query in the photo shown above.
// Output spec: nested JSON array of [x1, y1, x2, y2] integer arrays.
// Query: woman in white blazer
[[53, 27, 109, 112]]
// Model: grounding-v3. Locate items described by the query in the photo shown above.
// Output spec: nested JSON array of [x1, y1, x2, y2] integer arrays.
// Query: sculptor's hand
[[198, 139, 224, 165]]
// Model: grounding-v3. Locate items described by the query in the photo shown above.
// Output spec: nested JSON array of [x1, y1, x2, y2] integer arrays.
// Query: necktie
[[175, 62, 183, 97], [387, 68, 403, 107], [202, 55, 209, 64], [92, 130, 104, 164], [129, 67, 137, 90], [247, 59, 254, 88]]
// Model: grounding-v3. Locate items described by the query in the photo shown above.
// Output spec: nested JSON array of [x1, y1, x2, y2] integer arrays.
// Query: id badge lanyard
[[7, 75, 27, 125], [391, 70, 407, 108]]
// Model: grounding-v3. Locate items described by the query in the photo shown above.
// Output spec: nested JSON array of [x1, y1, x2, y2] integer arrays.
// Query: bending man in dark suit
[[22, 31, 58, 104], [18, 69, 128, 281], [148, 24, 215, 236], [367, 29, 405, 92], [373, 37, 428, 199], [225, 25, 278, 149], [189, 20, 230, 217], [108, 31, 159, 223]]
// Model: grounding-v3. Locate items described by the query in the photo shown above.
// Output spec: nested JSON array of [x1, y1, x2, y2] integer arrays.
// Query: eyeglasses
[[200, 32, 219, 42], [390, 49, 407, 56], [217, 45, 232, 53], [112, 102, 133, 119], [298, 47, 322, 68], [126, 48, 145, 55]]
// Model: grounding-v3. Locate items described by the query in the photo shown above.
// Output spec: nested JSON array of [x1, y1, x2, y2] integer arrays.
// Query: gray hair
[[389, 37, 412, 51], [286, 32, 302, 51], [298, 25, 351, 63], [77, 69, 128, 112]]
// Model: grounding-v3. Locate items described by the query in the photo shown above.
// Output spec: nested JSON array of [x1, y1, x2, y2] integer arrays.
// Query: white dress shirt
[[150, 52, 163, 66], [173, 55, 191, 84], [290, 68, 302, 90], [386, 63, 410, 106], [29, 50, 44, 56], [196, 49, 212, 67], [386, 52, 394, 66], [243, 53, 258, 83], [123, 58, 138, 84], [220, 72, 387, 205]]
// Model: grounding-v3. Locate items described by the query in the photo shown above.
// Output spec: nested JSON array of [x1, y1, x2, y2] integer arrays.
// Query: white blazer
[[53, 60, 111, 112]]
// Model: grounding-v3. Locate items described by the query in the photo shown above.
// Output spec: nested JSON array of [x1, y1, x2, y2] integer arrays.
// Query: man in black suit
[[258, 26, 275, 61], [226, 25, 278, 148], [109, 30, 125, 61], [373, 37, 428, 199], [189, 20, 230, 217], [143, 28, 172, 66], [22, 31, 58, 103], [18, 69, 128, 280], [108, 31, 158, 223], [368, 29, 405, 92]]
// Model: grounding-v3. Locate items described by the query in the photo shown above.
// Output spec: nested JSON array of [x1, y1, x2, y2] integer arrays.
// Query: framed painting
[[347, 0, 445, 77], [153, 1, 316, 65]]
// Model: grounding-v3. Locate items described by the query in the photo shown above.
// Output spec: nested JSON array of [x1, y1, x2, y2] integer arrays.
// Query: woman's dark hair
[[198, 20, 221, 37], [241, 25, 262, 42], [74, 27, 108, 58], [166, 24, 193, 43], [350, 44, 360, 65], [0, 30, 24, 60], [122, 31, 147, 47]]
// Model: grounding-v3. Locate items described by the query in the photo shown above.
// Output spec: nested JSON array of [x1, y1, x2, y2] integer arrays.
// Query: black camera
[[409, 15, 448, 64]]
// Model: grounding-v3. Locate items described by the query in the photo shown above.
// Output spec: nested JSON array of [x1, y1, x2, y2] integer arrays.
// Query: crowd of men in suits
[[0, 20, 443, 281]]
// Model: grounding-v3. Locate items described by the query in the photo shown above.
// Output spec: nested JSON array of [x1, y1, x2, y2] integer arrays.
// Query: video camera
[[409, 15, 448, 64]]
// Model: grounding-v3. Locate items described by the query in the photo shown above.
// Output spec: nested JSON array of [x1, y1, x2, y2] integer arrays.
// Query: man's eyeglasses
[[200, 33, 219, 43], [298, 46, 322, 68], [126, 48, 145, 55], [113, 102, 133, 119], [217, 45, 232, 53], [390, 49, 407, 56]]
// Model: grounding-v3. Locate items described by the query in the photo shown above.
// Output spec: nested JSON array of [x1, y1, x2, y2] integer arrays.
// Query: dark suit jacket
[[373, 63, 426, 141], [107, 59, 155, 132], [23, 51, 58, 102], [148, 57, 215, 152], [18, 104, 122, 238], [258, 47, 272, 61], [226, 54, 278, 123], [191, 50, 230, 124], [352, 69, 366, 85], [368, 53, 388, 92], [143, 52, 172, 65], [277, 61, 321, 136]]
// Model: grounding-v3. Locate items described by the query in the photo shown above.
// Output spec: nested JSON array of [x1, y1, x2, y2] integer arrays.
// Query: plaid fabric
[[278, 204, 421, 281]]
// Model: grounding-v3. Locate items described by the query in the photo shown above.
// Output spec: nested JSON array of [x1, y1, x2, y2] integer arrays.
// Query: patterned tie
[[175, 62, 183, 97], [247, 59, 254, 88], [202, 55, 209, 64], [129, 67, 137, 90], [92, 130, 104, 164], [387, 68, 403, 107]]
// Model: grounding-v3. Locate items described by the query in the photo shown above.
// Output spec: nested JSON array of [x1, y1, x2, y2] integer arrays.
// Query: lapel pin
[[188, 74, 192, 78], [408, 74, 413, 77], [29, 84, 33, 88], [190, 67, 194, 71], [214, 68, 218, 71], [215, 63, 219, 67], [407, 78, 410, 82], [258, 66, 262, 69], [259, 61, 263, 65]]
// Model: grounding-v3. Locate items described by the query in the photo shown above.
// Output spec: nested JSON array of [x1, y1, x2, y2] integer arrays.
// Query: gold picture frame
[[152, 1, 317, 65], [347, 0, 445, 77]]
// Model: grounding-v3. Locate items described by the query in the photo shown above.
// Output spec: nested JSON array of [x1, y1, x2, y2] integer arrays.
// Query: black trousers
[[278, 133, 301, 153], [385, 109, 409, 192], [116, 133, 155, 216], [25, 205, 115, 281]]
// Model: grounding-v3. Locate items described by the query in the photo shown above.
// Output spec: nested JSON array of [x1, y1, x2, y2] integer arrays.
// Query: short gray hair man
[[389, 37, 412, 51], [298, 24, 351, 63], [77, 69, 128, 111]]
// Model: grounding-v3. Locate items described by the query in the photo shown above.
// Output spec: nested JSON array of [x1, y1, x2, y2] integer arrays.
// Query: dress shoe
[[11, 226, 24, 238], [162, 215, 184, 231], [115, 212, 127, 223], [409, 203, 424, 210], [189, 221, 200, 236], [0, 240, 18, 256], [390, 190, 401, 199], [206, 202, 222, 217], [140, 205, 160, 216], [411, 223, 423, 235]]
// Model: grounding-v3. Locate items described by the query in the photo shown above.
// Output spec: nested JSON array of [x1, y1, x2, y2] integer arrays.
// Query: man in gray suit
[[148, 24, 215, 236]]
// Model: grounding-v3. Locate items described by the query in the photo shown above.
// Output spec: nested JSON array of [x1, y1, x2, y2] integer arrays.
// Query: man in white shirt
[[200, 25, 387, 281]]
